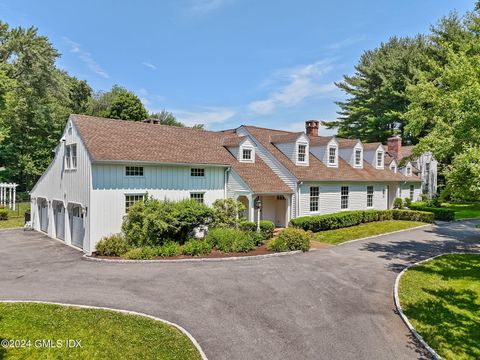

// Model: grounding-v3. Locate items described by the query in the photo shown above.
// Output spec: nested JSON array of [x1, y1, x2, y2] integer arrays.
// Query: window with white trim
[[190, 192, 204, 203], [125, 194, 145, 212], [406, 166, 412, 176], [65, 145, 71, 169], [390, 163, 397, 173], [425, 163, 430, 173], [126, 166, 144, 176], [297, 144, 307, 163], [71, 144, 77, 169], [328, 146, 337, 166], [376, 151, 384, 167], [367, 186, 374, 208], [191, 168, 205, 177], [341, 186, 349, 209], [354, 149, 362, 166], [242, 148, 252, 161], [65, 144, 77, 170], [310, 186, 319, 212], [410, 185, 414, 200]]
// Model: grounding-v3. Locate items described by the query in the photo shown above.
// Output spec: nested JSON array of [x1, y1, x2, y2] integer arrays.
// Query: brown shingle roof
[[336, 138, 360, 149], [243, 126, 420, 182], [71, 115, 292, 193], [363, 142, 383, 151], [270, 132, 303, 144], [309, 135, 334, 146]]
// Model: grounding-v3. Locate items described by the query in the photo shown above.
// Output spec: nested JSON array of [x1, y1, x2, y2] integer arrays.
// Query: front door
[[275, 196, 287, 227]]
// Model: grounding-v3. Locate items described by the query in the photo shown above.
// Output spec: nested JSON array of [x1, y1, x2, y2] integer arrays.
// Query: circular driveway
[[1, 221, 479, 360]]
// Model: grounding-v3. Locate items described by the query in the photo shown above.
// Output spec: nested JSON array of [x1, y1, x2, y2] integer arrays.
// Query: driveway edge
[[0, 300, 208, 360], [83, 250, 302, 263], [393, 252, 478, 360]]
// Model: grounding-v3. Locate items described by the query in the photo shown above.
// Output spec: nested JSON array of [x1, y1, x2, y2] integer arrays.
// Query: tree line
[[328, 3, 480, 201]]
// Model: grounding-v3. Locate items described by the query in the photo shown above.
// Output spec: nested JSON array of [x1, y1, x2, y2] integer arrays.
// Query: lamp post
[[254, 196, 262, 232]]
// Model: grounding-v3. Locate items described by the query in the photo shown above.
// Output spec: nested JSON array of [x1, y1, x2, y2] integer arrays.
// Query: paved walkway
[[1, 220, 479, 360]]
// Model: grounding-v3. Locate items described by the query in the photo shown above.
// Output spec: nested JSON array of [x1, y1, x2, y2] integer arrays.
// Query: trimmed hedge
[[206, 228, 257, 253], [267, 228, 311, 252], [408, 204, 455, 221], [96, 234, 128, 256], [239, 220, 275, 239], [290, 209, 434, 232]]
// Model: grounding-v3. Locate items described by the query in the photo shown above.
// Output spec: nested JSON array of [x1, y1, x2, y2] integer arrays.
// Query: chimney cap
[[387, 135, 402, 140]]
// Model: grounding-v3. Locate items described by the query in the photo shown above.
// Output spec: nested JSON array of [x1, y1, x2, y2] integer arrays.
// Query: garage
[[54, 203, 65, 240], [38, 199, 48, 233], [70, 205, 84, 249]]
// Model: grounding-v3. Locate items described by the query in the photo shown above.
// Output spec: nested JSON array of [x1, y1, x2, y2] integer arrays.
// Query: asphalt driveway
[[1, 221, 479, 360]]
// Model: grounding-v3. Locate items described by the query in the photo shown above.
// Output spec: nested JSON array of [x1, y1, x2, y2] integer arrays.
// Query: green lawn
[[0, 202, 29, 229], [399, 254, 480, 360], [441, 202, 480, 220], [0, 302, 202, 360], [312, 220, 427, 245]]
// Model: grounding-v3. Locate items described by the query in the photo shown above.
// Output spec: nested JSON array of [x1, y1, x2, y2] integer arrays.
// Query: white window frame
[[409, 185, 415, 201], [190, 192, 205, 203], [376, 150, 384, 168], [239, 146, 254, 163], [406, 165, 412, 176], [125, 166, 144, 177], [327, 145, 338, 167], [125, 194, 145, 212], [297, 143, 307, 163], [310, 186, 319, 213], [390, 162, 397, 173], [64, 144, 77, 170], [191, 168, 205, 177], [354, 148, 362, 167], [367, 186, 374, 208], [65, 145, 71, 169], [341, 186, 349, 210]]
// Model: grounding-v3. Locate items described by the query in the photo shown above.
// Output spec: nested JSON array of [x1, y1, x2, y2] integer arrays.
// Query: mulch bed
[[93, 244, 276, 260]]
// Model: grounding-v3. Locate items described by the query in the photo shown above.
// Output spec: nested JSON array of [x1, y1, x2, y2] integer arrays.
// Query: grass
[[399, 254, 480, 360], [440, 202, 480, 220], [312, 220, 427, 245], [0, 202, 29, 229], [0, 302, 202, 360]]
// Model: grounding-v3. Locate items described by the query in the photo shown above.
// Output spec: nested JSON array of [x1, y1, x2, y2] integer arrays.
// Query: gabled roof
[[309, 135, 335, 146], [363, 142, 383, 151], [269, 132, 305, 144], [336, 138, 361, 149], [71, 115, 292, 193], [223, 135, 247, 147]]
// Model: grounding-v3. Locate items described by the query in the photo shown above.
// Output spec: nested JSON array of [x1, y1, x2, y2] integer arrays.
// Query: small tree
[[404, 197, 412, 207], [393, 198, 403, 209], [211, 198, 246, 228]]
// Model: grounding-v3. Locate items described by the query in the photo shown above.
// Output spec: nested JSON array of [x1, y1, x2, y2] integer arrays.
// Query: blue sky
[[0, 0, 475, 133]]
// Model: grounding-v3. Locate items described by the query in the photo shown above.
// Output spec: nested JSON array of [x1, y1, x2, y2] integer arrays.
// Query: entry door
[[71, 206, 84, 249], [39, 202, 48, 232], [54, 204, 65, 240], [275, 196, 287, 227]]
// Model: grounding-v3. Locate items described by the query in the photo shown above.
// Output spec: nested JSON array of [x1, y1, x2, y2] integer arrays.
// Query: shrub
[[122, 246, 157, 260], [206, 227, 256, 253], [156, 241, 181, 257], [404, 198, 412, 207], [181, 239, 212, 256], [247, 231, 265, 246], [392, 210, 434, 223], [211, 198, 246, 228], [408, 204, 455, 221], [95, 234, 128, 256], [420, 194, 429, 202], [0, 208, 8, 220], [122, 197, 213, 247], [393, 198, 403, 209], [239, 220, 275, 239], [267, 228, 311, 252]]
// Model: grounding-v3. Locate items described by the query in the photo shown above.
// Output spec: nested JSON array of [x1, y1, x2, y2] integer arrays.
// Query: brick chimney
[[305, 120, 319, 136], [387, 135, 402, 159]]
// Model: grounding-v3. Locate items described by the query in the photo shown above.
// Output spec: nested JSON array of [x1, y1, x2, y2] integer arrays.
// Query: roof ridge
[[242, 125, 298, 134]]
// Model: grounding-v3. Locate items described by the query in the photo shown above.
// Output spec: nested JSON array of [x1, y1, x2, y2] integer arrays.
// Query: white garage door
[[70, 206, 84, 249], [39, 201, 48, 233], [54, 203, 65, 240]]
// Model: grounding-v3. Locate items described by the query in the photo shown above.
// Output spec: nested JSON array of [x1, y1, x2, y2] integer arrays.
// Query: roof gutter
[[92, 160, 230, 168]]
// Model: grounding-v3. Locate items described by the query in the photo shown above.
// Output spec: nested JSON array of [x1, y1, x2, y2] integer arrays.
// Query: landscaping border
[[393, 252, 480, 360], [0, 300, 208, 360]]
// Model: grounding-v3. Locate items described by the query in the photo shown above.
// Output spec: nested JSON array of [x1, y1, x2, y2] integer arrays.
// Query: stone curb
[[83, 249, 303, 263], [0, 300, 208, 360], [393, 252, 480, 360]]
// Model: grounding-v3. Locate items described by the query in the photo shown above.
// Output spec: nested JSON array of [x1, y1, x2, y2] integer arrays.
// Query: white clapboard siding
[[399, 182, 422, 202], [226, 169, 251, 199]]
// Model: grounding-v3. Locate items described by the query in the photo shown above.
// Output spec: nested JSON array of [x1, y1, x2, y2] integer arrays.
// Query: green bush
[[239, 220, 275, 239], [95, 234, 128, 256], [122, 197, 213, 247], [408, 204, 455, 221], [392, 209, 434, 223], [248, 231, 265, 246], [0, 208, 8, 220], [211, 198, 246, 228], [181, 239, 212, 256], [267, 228, 311, 252], [156, 241, 181, 257], [206, 227, 256, 253], [404, 198, 412, 207], [122, 246, 157, 260], [393, 198, 403, 209]]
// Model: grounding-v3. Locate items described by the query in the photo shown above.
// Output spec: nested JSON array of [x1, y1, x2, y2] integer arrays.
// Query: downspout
[[296, 181, 303, 219], [224, 167, 230, 199]]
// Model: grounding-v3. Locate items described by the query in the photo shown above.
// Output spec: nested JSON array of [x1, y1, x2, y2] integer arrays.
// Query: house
[[30, 115, 424, 254]]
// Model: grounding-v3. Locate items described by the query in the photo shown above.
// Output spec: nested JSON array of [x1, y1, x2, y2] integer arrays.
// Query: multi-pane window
[[125, 166, 144, 176], [242, 148, 252, 161], [341, 186, 349, 209], [328, 146, 337, 165], [390, 163, 397, 173], [65, 145, 71, 169], [376, 151, 383, 167], [406, 166, 412, 176], [410, 185, 414, 201], [425, 163, 430, 173], [125, 194, 144, 212], [310, 186, 319, 212], [367, 186, 374, 207], [355, 149, 362, 166], [190, 192, 204, 203], [191, 168, 205, 177], [65, 144, 77, 169], [298, 144, 307, 162]]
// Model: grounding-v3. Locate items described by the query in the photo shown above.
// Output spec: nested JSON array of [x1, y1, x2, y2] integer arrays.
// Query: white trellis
[[0, 183, 17, 210]]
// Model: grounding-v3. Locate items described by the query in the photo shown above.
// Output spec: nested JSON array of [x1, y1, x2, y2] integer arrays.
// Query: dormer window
[[390, 163, 397, 173], [376, 151, 384, 168], [297, 144, 307, 163], [406, 165, 412, 176], [242, 148, 252, 161], [354, 149, 362, 167], [327, 145, 337, 167]]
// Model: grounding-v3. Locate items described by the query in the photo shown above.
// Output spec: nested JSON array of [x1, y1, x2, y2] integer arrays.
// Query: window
[[367, 186, 374, 207], [65, 144, 77, 170], [297, 144, 307, 163], [310, 186, 319, 212], [67, 122, 72, 135], [191, 168, 205, 177], [190, 192, 204, 203], [425, 162, 430, 173], [355, 149, 362, 166], [376, 151, 383, 167], [390, 163, 397, 173], [125, 194, 145, 212], [328, 146, 337, 165], [341, 186, 349, 209], [410, 185, 414, 201], [406, 166, 412, 176], [125, 166, 144, 176], [242, 148, 252, 161], [65, 145, 71, 169]]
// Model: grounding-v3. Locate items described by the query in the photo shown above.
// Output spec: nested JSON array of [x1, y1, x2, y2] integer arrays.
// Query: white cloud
[[326, 35, 366, 50], [63, 37, 109, 79], [141, 62, 157, 70], [248, 60, 338, 115], [186, 0, 231, 15], [173, 107, 235, 127]]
